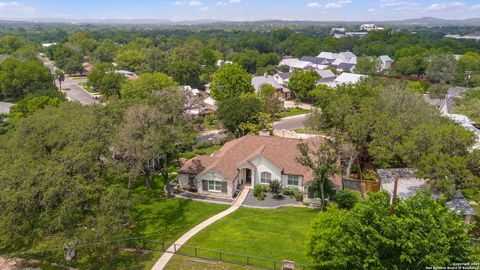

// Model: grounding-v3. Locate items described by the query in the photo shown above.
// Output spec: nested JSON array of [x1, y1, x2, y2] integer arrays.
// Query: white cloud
[[379, 0, 419, 11], [425, 1, 465, 11], [471, 3, 480, 10], [188, 0, 203, 6], [216, 0, 241, 6], [174, 0, 203, 6], [306, 2, 322, 8], [308, 0, 351, 9], [0, 1, 34, 14], [199, 6, 209, 11]]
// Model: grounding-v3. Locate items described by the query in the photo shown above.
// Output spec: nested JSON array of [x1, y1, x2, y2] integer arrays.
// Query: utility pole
[[389, 175, 399, 215]]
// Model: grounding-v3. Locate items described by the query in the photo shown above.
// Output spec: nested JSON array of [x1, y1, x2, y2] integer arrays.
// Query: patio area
[[242, 189, 303, 208]]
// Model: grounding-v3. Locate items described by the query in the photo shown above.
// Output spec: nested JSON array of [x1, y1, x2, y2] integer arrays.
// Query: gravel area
[[242, 189, 302, 208]]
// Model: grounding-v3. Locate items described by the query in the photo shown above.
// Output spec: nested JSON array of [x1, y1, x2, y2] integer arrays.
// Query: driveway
[[39, 55, 97, 105], [274, 114, 310, 130]]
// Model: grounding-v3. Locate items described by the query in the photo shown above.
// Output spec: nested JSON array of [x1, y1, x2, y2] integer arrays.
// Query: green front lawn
[[131, 177, 229, 240], [276, 108, 310, 118], [129, 176, 229, 269], [179, 207, 320, 267]]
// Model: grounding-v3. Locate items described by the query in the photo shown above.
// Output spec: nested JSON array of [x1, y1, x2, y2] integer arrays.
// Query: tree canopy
[[210, 63, 254, 102], [308, 191, 474, 270]]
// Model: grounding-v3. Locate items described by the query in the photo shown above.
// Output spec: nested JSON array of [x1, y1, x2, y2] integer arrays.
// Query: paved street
[[273, 114, 310, 130], [39, 56, 97, 105]]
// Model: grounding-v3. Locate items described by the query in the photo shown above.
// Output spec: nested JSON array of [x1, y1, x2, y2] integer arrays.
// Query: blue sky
[[0, 0, 479, 21]]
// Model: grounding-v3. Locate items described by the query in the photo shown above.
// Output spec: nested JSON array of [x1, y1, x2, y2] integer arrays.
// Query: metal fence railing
[[2, 236, 316, 270], [146, 240, 315, 270]]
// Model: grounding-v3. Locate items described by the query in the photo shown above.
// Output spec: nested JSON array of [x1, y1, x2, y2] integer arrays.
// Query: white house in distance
[[252, 74, 293, 100], [177, 134, 342, 201], [278, 58, 312, 71], [360, 24, 384, 31], [0, 101, 13, 114], [322, 72, 367, 88], [41, 42, 57, 48], [379, 55, 393, 70]]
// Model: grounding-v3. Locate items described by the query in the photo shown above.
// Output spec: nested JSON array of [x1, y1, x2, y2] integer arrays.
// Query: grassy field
[[276, 108, 310, 118], [177, 207, 320, 267], [165, 254, 261, 270]]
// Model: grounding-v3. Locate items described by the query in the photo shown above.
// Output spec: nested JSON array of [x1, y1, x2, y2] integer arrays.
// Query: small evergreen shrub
[[269, 180, 283, 199], [335, 190, 360, 210]]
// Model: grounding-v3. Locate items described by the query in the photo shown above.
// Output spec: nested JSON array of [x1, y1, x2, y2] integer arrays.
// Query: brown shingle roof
[[178, 155, 217, 174], [179, 135, 342, 188]]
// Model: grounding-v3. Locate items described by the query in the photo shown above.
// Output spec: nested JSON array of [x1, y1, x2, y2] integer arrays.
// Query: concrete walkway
[[151, 186, 250, 270]]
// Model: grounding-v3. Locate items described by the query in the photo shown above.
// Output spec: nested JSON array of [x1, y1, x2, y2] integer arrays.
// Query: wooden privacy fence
[[343, 177, 381, 195]]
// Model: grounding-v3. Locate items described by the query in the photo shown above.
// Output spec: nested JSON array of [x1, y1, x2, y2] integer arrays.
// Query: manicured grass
[[128, 176, 229, 269], [131, 177, 229, 241], [181, 207, 320, 267], [165, 254, 259, 270], [276, 108, 310, 118], [180, 145, 222, 160]]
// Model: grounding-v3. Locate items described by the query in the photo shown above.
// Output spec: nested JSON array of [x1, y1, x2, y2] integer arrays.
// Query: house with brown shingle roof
[[178, 134, 342, 201]]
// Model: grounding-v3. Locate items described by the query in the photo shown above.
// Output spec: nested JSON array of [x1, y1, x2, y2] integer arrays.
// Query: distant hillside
[[0, 16, 479, 26]]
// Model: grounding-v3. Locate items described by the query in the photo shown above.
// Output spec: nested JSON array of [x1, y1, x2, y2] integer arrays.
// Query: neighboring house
[[0, 101, 13, 114], [439, 87, 470, 114], [345, 32, 368, 38], [378, 168, 430, 203], [360, 24, 384, 31], [379, 55, 393, 70], [330, 27, 346, 35], [216, 59, 233, 67], [300, 56, 331, 69], [182, 85, 201, 96], [178, 134, 342, 201], [316, 69, 336, 84], [379, 168, 477, 224], [444, 114, 480, 150], [116, 70, 138, 80], [446, 190, 477, 224], [252, 75, 293, 100], [426, 87, 480, 150], [322, 72, 367, 88], [41, 42, 57, 48], [278, 58, 312, 71], [273, 72, 292, 86], [316, 51, 357, 72]]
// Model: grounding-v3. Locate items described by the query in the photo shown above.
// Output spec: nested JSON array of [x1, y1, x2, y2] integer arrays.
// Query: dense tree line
[[308, 79, 479, 198]]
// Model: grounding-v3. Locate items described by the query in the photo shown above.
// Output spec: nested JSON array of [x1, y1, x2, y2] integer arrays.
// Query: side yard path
[[151, 187, 250, 270]]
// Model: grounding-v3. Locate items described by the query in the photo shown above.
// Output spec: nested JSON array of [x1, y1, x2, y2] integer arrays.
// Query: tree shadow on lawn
[[131, 177, 192, 242]]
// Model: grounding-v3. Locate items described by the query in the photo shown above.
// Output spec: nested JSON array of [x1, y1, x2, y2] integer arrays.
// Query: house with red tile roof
[[178, 134, 342, 202]]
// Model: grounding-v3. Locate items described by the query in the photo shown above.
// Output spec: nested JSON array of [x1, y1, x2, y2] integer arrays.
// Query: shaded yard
[[178, 207, 320, 267], [129, 177, 229, 269]]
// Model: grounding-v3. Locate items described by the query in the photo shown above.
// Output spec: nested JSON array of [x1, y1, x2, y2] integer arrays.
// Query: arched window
[[260, 172, 271, 183]]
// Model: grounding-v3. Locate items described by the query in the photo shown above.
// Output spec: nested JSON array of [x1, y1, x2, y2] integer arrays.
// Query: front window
[[208, 180, 221, 192], [260, 172, 271, 184], [288, 175, 299, 186]]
